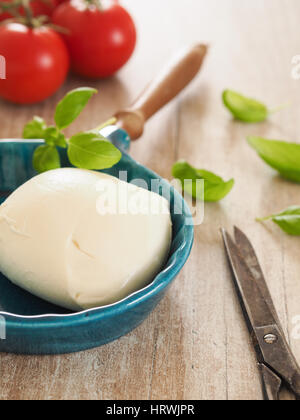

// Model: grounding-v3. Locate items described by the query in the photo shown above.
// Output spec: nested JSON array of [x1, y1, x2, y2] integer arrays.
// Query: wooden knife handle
[[114, 44, 207, 140]]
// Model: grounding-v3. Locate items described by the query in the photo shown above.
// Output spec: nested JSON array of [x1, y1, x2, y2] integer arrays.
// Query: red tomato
[[0, 0, 59, 22], [0, 23, 69, 104], [52, 0, 137, 78]]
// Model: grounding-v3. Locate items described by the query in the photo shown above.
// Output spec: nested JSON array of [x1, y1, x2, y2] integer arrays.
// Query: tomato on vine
[[0, 1, 69, 104], [52, 0, 137, 78]]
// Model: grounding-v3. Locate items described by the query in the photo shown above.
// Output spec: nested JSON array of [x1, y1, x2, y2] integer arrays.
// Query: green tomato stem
[[0, 0, 50, 28], [256, 215, 272, 222], [21, 0, 34, 26], [85, 0, 104, 10], [269, 102, 291, 115]]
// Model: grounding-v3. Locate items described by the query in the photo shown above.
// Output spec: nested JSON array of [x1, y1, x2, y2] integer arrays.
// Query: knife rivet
[[264, 334, 278, 345]]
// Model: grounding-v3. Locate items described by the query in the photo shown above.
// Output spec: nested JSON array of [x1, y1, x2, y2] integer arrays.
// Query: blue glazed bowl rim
[[0, 140, 194, 329]]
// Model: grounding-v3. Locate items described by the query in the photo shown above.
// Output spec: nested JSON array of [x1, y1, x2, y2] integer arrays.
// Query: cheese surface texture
[[0, 168, 172, 311]]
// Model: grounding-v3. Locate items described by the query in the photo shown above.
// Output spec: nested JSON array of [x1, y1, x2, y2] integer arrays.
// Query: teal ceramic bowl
[[0, 138, 194, 355]]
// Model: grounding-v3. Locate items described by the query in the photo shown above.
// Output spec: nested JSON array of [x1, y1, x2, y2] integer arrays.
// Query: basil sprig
[[223, 90, 271, 123], [172, 161, 234, 202], [23, 88, 122, 173], [247, 136, 300, 182], [257, 206, 300, 236]]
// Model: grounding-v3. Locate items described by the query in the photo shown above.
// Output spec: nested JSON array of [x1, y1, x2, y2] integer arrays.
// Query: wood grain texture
[[1, 0, 300, 400]]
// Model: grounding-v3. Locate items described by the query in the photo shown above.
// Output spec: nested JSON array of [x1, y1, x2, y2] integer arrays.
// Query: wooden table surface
[[1, 0, 300, 400]]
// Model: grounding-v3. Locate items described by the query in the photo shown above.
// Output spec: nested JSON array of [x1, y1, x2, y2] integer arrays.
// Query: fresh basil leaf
[[247, 136, 300, 182], [196, 169, 235, 202], [172, 161, 234, 202], [223, 90, 268, 123], [55, 88, 98, 130], [257, 206, 300, 236], [23, 116, 47, 139], [33, 145, 61, 173], [68, 132, 122, 170], [44, 126, 67, 148]]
